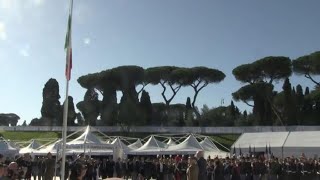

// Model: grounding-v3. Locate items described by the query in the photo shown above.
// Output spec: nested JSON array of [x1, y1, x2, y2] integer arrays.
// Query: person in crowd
[[115, 157, 123, 178], [106, 157, 115, 178], [206, 160, 214, 180], [231, 159, 240, 180], [84, 156, 95, 180], [23, 154, 32, 180], [99, 158, 108, 179], [5, 162, 22, 180], [213, 159, 224, 180], [156, 157, 165, 180], [121, 158, 128, 179], [38, 156, 46, 180], [187, 156, 199, 180], [196, 151, 207, 180], [223, 158, 232, 180], [69, 162, 87, 180], [0, 163, 8, 179], [31, 157, 39, 180], [44, 152, 55, 180]]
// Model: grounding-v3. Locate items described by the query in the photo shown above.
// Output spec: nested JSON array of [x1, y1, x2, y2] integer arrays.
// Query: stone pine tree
[[145, 66, 182, 107], [145, 66, 184, 125], [76, 89, 100, 126], [114, 66, 145, 126], [293, 51, 320, 86], [40, 78, 62, 126], [174, 67, 226, 120], [99, 70, 118, 125], [139, 90, 153, 125], [118, 96, 143, 129], [64, 96, 77, 126], [0, 113, 20, 126], [232, 56, 292, 125]]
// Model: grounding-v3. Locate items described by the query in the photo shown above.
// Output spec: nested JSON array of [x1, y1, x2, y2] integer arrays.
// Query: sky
[[0, 0, 319, 125]]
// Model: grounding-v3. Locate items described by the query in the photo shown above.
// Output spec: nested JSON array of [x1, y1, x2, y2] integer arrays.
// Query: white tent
[[36, 126, 113, 156], [130, 136, 168, 155], [200, 137, 219, 151], [283, 131, 320, 158], [0, 137, 19, 157], [67, 126, 104, 145], [111, 137, 131, 154], [66, 126, 113, 155], [166, 138, 177, 146], [128, 139, 143, 149], [166, 134, 203, 154], [200, 137, 229, 158], [19, 139, 41, 154], [231, 132, 289, 157], [35, 139, 62, 155]]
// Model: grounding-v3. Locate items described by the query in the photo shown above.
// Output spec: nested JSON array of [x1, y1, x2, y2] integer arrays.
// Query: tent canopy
[[283, 131, 320, 157], [67, 126, 103, 145], [200, 137, 220, 152], [0, 137, 19, 157], [166, 138, 177, 146], [130, 136, 168, 155], [166, 134, 203, 154], [128, 139, 143, 149], [19, 139, 41, 154], [231, 132, 289, 157]]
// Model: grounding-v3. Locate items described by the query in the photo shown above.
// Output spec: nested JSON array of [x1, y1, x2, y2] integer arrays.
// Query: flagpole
[[61, 81, 69, 180], [61, 0, 73, 179]]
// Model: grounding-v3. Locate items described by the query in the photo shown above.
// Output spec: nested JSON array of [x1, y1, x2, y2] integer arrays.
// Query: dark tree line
[[25, 50, 320, 127], [75, 66, 225, 127]]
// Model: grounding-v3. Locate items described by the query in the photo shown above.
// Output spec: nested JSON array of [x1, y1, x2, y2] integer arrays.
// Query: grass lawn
[[0, 131, 60, 146]]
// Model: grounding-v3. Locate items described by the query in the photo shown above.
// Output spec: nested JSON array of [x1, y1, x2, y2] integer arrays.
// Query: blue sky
[[0, 0, 319, 125]]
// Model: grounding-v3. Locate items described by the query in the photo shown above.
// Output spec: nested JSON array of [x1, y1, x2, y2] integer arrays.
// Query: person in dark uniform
[[44, 152, 55, 180], [196, 151, 207, 180], [223, 158, 232, 180], [115, 158, 123, 178], [106, 157, 115, 178], [69, 161, 87, 180], [207, 160, 214, 180], [231, 159, 240, 180], [213, 159, 224, 180], [99, 158, 107, 179]]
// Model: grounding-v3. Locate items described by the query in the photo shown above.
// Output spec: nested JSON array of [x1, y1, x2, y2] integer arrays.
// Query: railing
[[1, 126, 320, 134]]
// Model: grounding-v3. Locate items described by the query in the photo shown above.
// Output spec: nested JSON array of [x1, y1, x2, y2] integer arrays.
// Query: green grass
[[210, 134, 240, 150], [0, 131, 60, 146]]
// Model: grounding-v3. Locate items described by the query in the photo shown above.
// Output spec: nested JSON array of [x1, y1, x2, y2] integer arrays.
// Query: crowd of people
[[0, 151, 320, 180]]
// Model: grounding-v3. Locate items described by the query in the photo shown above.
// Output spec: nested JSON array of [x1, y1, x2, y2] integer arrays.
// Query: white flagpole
[[54, 143, 60, 180], [61, 0, 73, 179], [61, 82, 69, 180]]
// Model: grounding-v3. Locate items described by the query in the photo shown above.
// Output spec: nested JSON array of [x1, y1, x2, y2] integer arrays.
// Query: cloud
[[83, 38, 90, 45], [32, 0, 44, 6], [19, 44, 30, 57], [0, 0, 15, 10], [19, 49, 29, 57], [74, 2, 92, 24], [0, 22, 7, 40]]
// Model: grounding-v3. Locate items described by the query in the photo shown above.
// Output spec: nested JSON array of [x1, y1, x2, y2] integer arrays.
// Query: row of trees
[[28, 51, 319, 127]]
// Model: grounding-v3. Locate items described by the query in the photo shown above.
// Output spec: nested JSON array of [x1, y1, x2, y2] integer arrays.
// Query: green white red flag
[[64, 1, 73, 81]]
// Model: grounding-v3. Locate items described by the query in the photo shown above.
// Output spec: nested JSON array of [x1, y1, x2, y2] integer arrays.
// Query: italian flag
[[64, 2, 73, 81]]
